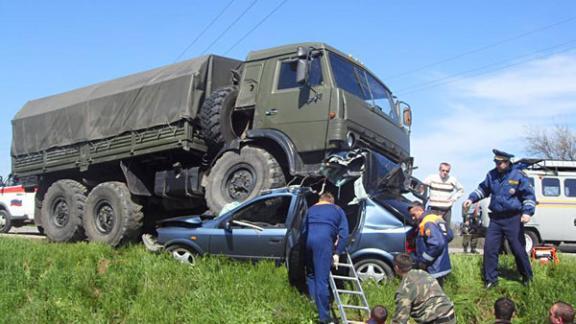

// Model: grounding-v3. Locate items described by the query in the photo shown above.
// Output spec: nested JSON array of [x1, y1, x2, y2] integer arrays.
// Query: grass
[[0, 238, 574, 323]]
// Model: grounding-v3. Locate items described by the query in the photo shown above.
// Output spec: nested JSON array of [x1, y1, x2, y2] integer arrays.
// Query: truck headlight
[[346, 132, 356, 148]]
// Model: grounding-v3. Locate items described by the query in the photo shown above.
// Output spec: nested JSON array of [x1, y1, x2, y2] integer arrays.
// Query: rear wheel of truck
[[0, 209, 12, 233], [200, 86, 248, 149], [84, 182, 144, 247], [41, 179, 87, 242], [206, 146, 286, 213]]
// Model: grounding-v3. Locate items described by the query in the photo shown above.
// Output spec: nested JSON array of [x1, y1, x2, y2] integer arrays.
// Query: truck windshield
[[329, 52, 399, 123]]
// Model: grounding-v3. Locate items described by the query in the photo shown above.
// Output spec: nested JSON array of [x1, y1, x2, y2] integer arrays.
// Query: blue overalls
[[416, 213, 454, 279], [303, 203, 349, 322], [468, 166, 536, 284]]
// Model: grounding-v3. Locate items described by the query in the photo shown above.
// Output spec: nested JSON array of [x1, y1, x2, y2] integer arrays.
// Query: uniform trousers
[[305, 225, 334, 322]]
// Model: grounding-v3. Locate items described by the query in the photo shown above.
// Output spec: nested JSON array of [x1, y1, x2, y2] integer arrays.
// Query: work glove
[[332, 254, 340, 270]]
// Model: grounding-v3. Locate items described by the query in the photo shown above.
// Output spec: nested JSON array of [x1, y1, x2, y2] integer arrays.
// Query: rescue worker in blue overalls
[[464, 149, 536, 288], [408, 201, 454, 287], [303, 192, 349, 324]]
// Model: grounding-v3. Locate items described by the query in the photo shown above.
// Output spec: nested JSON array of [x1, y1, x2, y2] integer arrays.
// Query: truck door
[[257, 54, 331, 163]]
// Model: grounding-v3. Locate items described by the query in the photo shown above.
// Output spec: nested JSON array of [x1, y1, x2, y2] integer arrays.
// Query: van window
[[564, 179, 576, 197], [277, 58, 323, 90], [542, 178, 560, 196]]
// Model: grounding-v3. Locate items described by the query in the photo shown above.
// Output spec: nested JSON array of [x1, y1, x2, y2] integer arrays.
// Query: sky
[[1, 1, 575, 220]]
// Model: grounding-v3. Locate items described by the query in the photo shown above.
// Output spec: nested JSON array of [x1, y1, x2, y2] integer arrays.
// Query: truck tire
[[0, 209, 12, 233], [41, 180, 87, 242], [206, 146, 286, 213], [200, 86, 245, 149], [83, 182, 144, 247]]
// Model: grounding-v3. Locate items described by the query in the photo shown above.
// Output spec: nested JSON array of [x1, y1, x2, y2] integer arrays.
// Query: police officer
[[303, 192, 349, 324], [408, 201, 454, 287], [463, 149, 536, 288]]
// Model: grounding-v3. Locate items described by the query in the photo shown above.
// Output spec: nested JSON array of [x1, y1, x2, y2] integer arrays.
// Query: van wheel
[[41, 180, 87, 242], [524, 230, 540, 254], [206, 146, 286, 214], [200, 86, 248, 150], [0, 209, 12, 233], [354, 258, 394, 283], [84, 182, 144, 247]]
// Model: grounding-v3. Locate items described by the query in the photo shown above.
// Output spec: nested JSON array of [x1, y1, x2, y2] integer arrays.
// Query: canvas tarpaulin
[[12, 55, 241, 156]]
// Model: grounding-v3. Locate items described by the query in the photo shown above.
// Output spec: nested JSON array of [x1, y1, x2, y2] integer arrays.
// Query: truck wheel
[[0, 209, 12, 233], [200, 86, 247, 149], [41, 180, 87, 242], [84, 182, 144, 247], [206, 146, 286, 213]]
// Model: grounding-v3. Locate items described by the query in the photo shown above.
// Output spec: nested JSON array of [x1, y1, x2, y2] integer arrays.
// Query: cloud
[[410, 52, 576, 219]]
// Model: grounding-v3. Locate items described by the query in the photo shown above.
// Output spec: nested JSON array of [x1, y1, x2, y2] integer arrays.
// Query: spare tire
[[84, 182, 144, 247], [200, 86, 247, 149], [41, 179, 87, 242], [206, 146, 286, 213]]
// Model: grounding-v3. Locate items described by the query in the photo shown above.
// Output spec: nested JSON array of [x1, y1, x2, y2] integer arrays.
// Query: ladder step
[[331, 275, 359, 281], [347, 321, 367, 324], [334, 262, 353, 268], [336, 289, 363, 295], [342, 304, 371, 311]]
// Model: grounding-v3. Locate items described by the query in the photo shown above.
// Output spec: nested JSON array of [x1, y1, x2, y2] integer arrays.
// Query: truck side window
[[542, 178, 560, 197], [564, 179, 576, 197], [277, 58, 323, 90]]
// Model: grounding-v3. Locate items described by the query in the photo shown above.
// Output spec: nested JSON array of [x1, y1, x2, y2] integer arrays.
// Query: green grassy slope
[[0, 238, 574, 323]]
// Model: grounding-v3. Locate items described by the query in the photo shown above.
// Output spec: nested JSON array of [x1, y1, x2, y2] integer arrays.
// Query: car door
[[285, 193, 308, 290], [209, 194, 292, 260]]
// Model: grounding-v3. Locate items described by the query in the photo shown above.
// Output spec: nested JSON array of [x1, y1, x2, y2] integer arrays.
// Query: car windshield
[[329, 52, 399, 123]]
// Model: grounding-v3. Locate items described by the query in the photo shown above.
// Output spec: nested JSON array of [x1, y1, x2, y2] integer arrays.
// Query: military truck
[[12, 42, 413, 246]]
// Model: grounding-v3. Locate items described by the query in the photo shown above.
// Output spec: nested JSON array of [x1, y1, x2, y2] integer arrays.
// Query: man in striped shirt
[[423, 162, 464, 226]]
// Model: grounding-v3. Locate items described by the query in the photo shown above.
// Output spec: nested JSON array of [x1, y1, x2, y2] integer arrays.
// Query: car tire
[[0, 209, 12, 233], [166, 244, 198, 265], [524, 230, 540, 254], [206, 146, 286, 214], [84, 182, 144, 247], [354, 258, 394, 283], [200, 86, 248, 150], [41, 179, 87, 242]]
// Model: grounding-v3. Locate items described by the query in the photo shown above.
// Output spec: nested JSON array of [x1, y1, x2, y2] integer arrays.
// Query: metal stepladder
[[329, 252, 371, 324]]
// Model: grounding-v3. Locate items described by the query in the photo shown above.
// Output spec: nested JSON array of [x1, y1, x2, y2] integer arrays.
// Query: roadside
[[0, 225, 44, 240]]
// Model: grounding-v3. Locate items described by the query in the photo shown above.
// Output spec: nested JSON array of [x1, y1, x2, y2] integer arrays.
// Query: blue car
[[151, 150, 425, 283]]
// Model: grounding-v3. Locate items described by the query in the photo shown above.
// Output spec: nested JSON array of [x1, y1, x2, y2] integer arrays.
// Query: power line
[[174, 0, 236, 62], [201, 0, 260, 55], [385, 16, 576, 80], [396, 41, 576, 95], [223, 0, 289, 55]]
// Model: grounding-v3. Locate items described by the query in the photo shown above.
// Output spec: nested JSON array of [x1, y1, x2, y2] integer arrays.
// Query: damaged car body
[[148, 149, 427, 284]]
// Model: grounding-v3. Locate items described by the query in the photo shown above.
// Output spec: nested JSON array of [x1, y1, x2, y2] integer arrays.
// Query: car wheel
[[84, 182, 144, 247], [166, 245, 197, 265], [525, 230, 540, 254], [354, 258, 394, 283], [0, 209, 12, 233], [41, 179, 87, 242]]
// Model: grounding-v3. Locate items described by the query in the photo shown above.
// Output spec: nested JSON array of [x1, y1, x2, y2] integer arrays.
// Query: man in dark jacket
[[303, 192, 349, 324], [464, 149, 536, 288], [408, 201, 453, 287]]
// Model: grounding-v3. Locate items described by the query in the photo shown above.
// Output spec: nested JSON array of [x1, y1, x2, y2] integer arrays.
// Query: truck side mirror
[[296, 46, 310, 85], [403, 107, 412, 127]]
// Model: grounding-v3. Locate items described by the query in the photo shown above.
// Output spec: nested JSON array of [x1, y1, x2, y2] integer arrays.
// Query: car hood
[[157, 215, 204, 228]]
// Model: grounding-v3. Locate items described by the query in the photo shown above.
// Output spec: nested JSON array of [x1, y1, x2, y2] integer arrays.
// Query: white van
[[0, 175, 36, 233], [479, 160, 576, 253]]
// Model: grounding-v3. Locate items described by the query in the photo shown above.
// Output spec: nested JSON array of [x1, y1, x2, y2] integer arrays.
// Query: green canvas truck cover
[[12, 55, 241, 156]]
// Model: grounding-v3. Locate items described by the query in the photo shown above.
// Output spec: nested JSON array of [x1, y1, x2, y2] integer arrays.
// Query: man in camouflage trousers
[[391, 253, 456, 324]]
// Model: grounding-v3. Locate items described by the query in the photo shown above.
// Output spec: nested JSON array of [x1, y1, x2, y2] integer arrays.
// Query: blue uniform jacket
[[468, 167, 536, 216], [416, 214, 453, 278], [302, 203, 349, 254]]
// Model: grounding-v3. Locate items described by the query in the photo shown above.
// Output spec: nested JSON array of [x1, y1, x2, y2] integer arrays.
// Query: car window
[[564, 179, 576, 197], [542, 178, 560, 197], [277, 57, 322, 90], [232, 196, 292, 228]]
